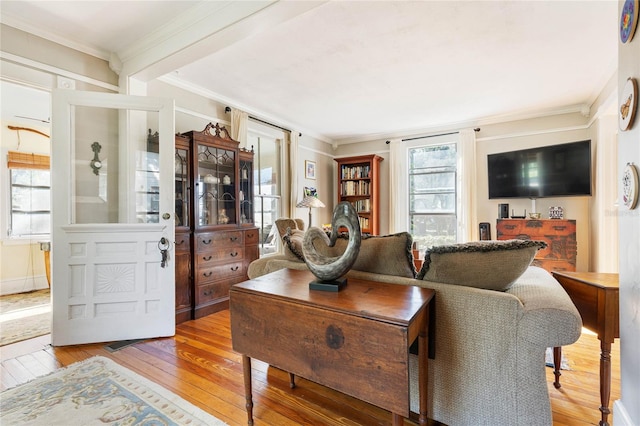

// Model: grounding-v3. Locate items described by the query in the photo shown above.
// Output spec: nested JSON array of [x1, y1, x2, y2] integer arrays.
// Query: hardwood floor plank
[[30, 348, 62, 371], [0, 364, 19, 391], [15, 353, 51, 378], [1, 310, 621, 426], [2, 357, 37, 384]]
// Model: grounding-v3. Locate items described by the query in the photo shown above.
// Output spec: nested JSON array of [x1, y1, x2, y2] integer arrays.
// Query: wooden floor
[[1, 310, 621, 426]]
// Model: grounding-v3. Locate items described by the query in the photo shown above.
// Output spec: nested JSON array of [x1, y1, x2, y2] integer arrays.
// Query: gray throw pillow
[[417, 239, 547, 291]]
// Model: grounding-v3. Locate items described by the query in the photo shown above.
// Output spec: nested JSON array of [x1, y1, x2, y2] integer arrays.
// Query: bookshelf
[[335, 154, 383, 235]]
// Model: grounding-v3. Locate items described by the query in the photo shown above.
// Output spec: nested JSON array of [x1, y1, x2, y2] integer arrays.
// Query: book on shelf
[[341, 180, 370, 196], [358, 216, 370, 230], [353, 199, 370, 212], [341, 164, 371, 180]]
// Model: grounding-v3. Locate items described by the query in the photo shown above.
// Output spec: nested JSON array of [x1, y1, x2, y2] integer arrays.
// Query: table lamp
[[296, 196, 325, 228]]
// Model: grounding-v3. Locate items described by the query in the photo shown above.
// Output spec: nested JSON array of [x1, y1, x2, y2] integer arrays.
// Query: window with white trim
[[7, 151, 51, 238], [408, 142, 457, 249], [248, 133, 282, 256]]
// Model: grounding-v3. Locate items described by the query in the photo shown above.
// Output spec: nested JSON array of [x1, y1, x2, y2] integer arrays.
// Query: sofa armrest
[[247, 255, 306, 279], [507, 266, 583, 347]]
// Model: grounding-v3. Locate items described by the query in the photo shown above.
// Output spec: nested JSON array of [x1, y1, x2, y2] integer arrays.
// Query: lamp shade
[[296, 196, 325, 209]]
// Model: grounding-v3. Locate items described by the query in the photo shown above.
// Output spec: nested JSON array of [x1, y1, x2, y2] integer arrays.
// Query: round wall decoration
[[620, 0, 639, 43], [622, 163, 639, 210], [619, 78, 638, 131]]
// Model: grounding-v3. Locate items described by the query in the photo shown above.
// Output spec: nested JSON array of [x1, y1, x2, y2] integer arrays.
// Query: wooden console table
[[230, 268, 435, 425], [551, 271, 619, 426]]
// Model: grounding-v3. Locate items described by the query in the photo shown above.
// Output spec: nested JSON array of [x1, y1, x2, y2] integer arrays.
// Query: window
[[8, 152, 51, 238], [408, 143, 457, 249], [248, 133, 282, 256]]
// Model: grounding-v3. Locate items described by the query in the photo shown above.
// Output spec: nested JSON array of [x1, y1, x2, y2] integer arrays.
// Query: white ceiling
[[0, 1, 619, 143]]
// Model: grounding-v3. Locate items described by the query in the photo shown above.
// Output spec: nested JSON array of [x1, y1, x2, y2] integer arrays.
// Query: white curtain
[[230, 109, 248, 149], [389, 138, 408, 233], [592, 114, 618, 272], [458, 129, 477, 242], [288, 131, 300, 221]]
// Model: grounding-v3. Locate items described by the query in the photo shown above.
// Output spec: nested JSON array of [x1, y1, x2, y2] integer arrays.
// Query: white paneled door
[[51, 90, 175, 345]]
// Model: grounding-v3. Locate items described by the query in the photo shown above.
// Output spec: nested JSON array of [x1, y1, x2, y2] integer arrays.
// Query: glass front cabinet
[[175, 123, 258, 322]]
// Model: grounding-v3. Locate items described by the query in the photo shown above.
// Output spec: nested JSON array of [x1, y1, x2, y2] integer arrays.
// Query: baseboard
[[0, 276, 48, 296], [614, 399, 635, 426]]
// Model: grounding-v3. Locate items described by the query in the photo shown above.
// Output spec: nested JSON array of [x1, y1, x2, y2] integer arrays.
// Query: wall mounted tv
[[488, 140, 592, 199]]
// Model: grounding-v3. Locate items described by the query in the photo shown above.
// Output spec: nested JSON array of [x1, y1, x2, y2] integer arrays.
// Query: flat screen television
[[488, 140, 592, 199]]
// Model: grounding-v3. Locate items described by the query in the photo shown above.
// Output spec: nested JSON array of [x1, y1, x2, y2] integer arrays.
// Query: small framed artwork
[[304, 186, 317, 197], [620, 77, 638, 131], [305, 160, 316, 179], [549, 206, 564, 220], [622, 163, 639, 210], [620, 0, 639, 44]]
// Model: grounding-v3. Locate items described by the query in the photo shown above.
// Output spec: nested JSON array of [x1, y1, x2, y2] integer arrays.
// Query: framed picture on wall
[[305, 160, 316, 179], [304, 186, 317, 197]]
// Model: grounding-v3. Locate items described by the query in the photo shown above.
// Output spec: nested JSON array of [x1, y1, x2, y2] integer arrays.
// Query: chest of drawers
[[496, 219, 577, 273]]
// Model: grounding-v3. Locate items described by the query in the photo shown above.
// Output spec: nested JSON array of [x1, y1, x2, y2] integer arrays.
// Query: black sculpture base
[[309, 277, 347, 292]]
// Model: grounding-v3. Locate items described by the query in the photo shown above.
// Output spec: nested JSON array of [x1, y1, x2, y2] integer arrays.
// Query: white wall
[[614, 0, 640, 423]]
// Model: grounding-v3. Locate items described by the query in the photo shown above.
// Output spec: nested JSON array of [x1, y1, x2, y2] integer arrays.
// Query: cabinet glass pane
[[197, 145, 236, 226], [175, 147, 189, 227], [239, 159, 254, 225]]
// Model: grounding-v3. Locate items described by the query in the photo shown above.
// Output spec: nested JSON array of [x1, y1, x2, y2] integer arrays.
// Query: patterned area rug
[[0, 356, 228, 425], [0, 289, 51, 346]]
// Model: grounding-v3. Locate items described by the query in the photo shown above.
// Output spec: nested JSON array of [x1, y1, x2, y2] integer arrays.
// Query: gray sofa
[[247, 231, 582, 426]]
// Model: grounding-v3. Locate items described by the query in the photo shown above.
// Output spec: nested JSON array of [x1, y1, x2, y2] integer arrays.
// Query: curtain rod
[[225, 106, 301, 136], [386, 127, 480, 144], [249, 115, 293, 134]]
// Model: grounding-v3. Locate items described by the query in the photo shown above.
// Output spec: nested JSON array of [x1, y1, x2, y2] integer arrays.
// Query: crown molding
[[1, 18, 110, 61], [0, 51, 119, 92], [159, 73, 333, 145]]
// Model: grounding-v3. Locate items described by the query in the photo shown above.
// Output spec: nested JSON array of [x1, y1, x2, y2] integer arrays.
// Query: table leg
[[553, 346, 562, 389], [418, 310, 429, 425], [599, 340, 612, 426], [392, 413, 403, 425], [242, 355, 254, 426], [289, 372, 296, 389]]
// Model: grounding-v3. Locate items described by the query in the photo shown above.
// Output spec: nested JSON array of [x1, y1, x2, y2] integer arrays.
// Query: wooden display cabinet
[[174, 123, 258, 322], [174, 133, 193, 324], [335, 154, 383, 235]]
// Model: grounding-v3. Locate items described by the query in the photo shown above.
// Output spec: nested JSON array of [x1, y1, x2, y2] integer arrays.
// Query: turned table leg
[[553, 346, 562, 389], [242, 355, 254, 425], [599, 340, 612, 426], [289, 372, 296, 389]]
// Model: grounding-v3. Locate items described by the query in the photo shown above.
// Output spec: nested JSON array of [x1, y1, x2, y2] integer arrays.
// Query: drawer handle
[[203, 271, 213, 277], [230, 252, 238, 257], [247, 233, 255, 238], [176, 239, 186, 246], [552, 226, 567, 231], [203, 289, 212, 296], [231, 266, 239, 272], [203, 255, 212, 261], [230, 236, 238, 242], [202, 239, 212, 245], [504, 225, 517, 230]]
